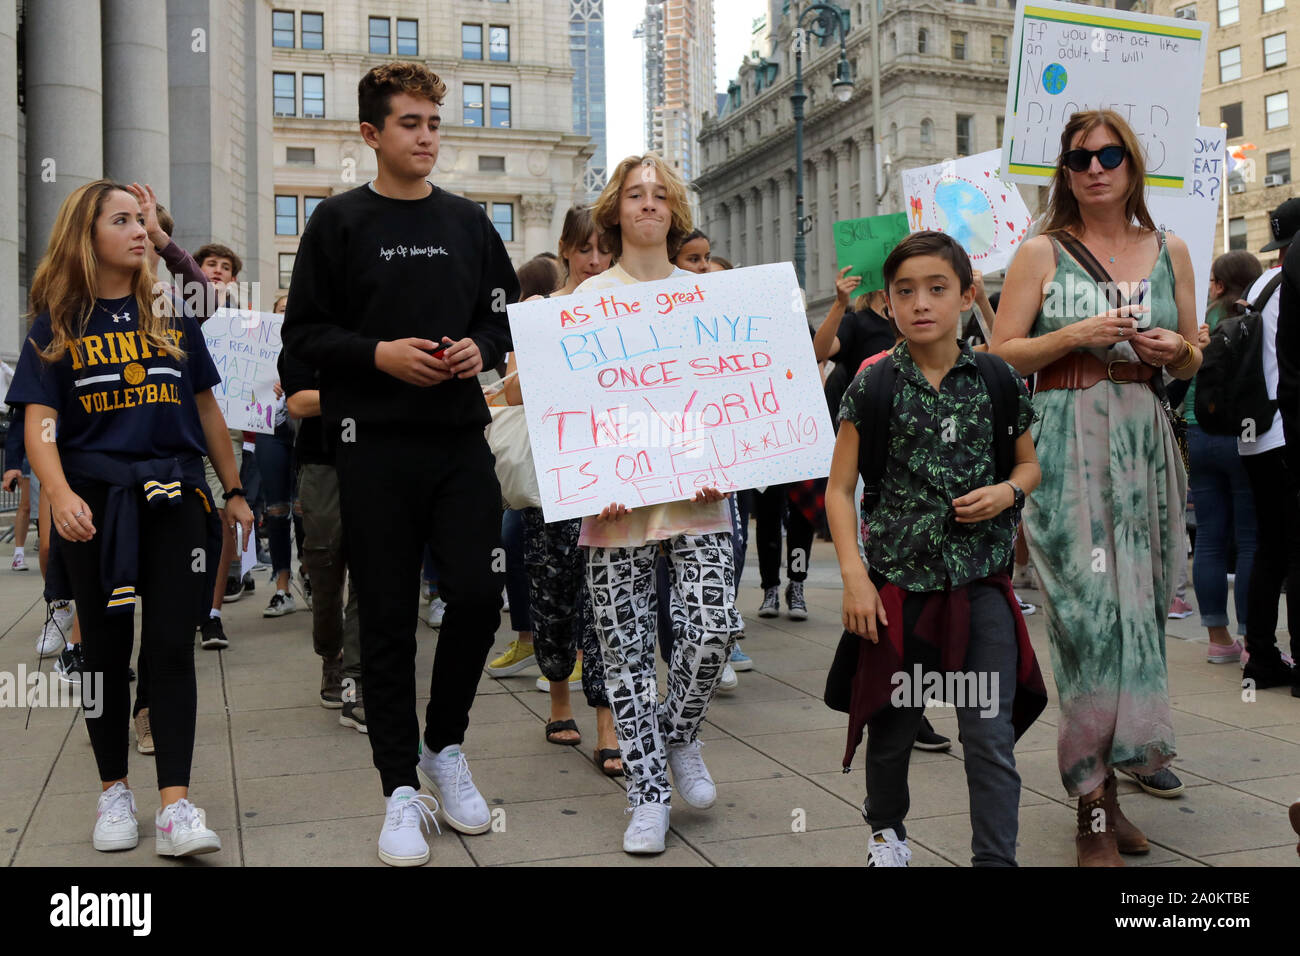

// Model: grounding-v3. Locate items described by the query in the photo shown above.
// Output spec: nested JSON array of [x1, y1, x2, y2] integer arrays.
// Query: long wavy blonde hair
[[28, 180, 182, 365], [592, 153, 693, 260]]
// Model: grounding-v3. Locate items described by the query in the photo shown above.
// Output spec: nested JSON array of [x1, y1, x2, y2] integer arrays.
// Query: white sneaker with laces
[[667, 740, 716, 809], [93, 782, 139, 851], [623, 802, 670, 854], [717, 662, 738, 692], [377, 786, 441, 866], [757, 586, 780, 618], [155, 798, 221, 856], [866, 827, 912, 867], [12, 551, 27, 571], [426, 597, 446, 629], [37, 601, 74, 657], [417, 744, 491, 834], [263, 590, 296, 617]]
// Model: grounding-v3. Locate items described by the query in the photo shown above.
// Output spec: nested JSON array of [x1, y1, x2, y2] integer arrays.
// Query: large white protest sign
[[507, 263, 836, 523], [901, 150, 1034, 274], [201, 308, 283, 434], [1001, 0, 1207, 194], [1146, 125, 1223, 327]]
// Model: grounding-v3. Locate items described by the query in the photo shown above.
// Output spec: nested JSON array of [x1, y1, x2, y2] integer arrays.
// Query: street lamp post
[[791, 2, 854, 292]]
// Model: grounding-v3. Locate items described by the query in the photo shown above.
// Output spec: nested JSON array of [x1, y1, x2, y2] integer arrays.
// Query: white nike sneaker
[[37, 601, 74, 657], [155, 798, 221, 857], [92, 782, 139, 852]]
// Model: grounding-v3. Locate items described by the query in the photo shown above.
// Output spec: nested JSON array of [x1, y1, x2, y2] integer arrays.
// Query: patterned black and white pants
[[586, 532, 742, 805], [520, 508, 608, 709]]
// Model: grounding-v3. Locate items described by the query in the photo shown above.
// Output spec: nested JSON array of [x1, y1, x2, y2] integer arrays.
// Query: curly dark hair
[[358, 62, 447, 129]]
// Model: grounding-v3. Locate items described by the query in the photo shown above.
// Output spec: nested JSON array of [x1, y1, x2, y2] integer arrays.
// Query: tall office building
[[638, 0, 715, 192], [1, 0, 275, 364], [1154, 0, 1299, 256], [570, 0, 608, 199], [270, 0, 596, 289]]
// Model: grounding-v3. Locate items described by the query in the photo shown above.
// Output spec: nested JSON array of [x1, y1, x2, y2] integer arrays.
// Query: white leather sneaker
[[623, 802, 670, 855], [667, 740, 716, 809], [155, 798, 221, 857], [92, 782, 139, 852], [866, 827, 912, 867]]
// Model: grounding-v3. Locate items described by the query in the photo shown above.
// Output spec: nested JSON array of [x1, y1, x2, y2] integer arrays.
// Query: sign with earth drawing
[[901, 150, 1033, 274]]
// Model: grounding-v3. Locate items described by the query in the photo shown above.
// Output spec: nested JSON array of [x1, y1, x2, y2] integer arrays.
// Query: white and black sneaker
[[37, 601, 75, 657], [198, 616, 228, 650], [263, 590, 296, 617], [785, 581, 808, 621], [757, 586, 780, 618], [222, 576, 244, 604], [54, 644, 84, 684], [866, 827, 912, 867]]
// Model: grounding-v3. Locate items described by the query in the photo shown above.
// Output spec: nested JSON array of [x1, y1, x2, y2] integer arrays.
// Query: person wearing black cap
[[1239, 196, 1300, 697]]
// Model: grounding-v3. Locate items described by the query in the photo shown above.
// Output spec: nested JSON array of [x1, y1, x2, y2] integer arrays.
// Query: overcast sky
[[605, 0, 769, 165]]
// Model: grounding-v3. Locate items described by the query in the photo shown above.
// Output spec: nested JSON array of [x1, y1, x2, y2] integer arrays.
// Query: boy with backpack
[[824, 231, 1048, 866]]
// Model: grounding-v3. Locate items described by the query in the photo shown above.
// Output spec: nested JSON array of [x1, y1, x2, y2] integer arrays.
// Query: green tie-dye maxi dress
[[1024, 234, 1186, 798]]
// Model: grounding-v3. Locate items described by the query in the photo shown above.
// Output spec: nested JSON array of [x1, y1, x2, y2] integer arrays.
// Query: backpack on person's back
[[1194, 273, 1284, 437]]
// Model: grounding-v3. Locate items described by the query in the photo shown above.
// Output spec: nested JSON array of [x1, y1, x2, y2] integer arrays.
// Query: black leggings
[[60, 482, 207, 790]]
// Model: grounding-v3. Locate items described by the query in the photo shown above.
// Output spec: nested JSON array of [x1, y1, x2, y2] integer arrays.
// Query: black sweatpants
[[60, 482, 207, 790], [755, 484, 814, 588], [337, 427, 504, 796], [1241, 447, 1300, 664]]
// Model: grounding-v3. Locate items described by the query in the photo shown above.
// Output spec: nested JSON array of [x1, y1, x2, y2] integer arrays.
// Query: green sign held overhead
[[832, 212, 910, 293]]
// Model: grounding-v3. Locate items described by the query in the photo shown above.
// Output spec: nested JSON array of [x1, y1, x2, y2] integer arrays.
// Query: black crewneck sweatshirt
[[280, 182, 518, 430]]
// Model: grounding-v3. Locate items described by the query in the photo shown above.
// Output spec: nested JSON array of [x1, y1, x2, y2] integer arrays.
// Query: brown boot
[[1106, 772, 1149, 854], [1076, 788, 1124, 867]]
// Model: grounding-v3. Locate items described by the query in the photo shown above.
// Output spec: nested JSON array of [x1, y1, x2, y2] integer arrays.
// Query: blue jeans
[[255, 425, 297, 577], [1187, 425, 1256, 634]]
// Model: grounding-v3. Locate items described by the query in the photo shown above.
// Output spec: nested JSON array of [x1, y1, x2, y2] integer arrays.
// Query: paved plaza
[[1, 536, 1297, 868]]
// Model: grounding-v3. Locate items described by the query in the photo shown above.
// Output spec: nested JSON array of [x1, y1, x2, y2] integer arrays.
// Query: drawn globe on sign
[[1042, 63, 1068, 95], [933, 179, 995, 256]]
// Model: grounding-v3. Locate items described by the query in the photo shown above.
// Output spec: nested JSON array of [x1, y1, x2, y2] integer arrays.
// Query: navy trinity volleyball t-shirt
[[8, 296, 221, 460]]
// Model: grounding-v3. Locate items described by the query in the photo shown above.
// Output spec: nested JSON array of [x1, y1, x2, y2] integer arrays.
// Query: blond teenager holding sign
[[8, 181, 253, 857], [574, 155, 744, 854], [992, 109, 1199, 866]]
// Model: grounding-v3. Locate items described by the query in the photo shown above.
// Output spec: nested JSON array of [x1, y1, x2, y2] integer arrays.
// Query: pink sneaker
[[1167, 596, 1195, 619], [1206, 639, 1243, 664]]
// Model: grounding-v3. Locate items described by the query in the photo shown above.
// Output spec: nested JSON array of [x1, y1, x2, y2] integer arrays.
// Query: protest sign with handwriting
[[507, 264, 836, 523], [833, 212, 911, 292], [1001, 0, 1207, 194], [1146, 125, 1223, 327], [201, 308, 283, 434]]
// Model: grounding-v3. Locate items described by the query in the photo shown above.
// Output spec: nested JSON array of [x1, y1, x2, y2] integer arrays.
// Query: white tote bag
[[485, 400, 541, 510]]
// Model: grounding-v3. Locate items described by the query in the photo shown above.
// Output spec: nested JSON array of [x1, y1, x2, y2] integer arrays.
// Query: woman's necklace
[[1090, 225, 1134, 265], [94, 295, 133, 324]]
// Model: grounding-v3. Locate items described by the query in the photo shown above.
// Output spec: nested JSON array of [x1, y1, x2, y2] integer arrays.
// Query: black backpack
[[853, 351, 1021, 518], [1194, 273, 1283, 437]]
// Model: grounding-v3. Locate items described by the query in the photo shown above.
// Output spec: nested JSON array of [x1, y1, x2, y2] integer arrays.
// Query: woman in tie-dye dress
[[992, 110, 1201, 866]]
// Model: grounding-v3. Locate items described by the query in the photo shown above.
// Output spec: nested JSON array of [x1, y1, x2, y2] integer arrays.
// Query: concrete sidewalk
[[1, 534, 1297, 867]]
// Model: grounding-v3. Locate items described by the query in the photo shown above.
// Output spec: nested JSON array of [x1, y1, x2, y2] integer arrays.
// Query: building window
[[397, 18, 418, 55], [956, 114, 973, 155], [1266, 91, 1289, 128], [1221, 100, 1243, 137], [304, 196, 324, 222], [1229, 216, 1247, 250], [489, 25, 510, 61], [479, 155, 506, 172], [275, 195, 298, 236], [952, 30, 967, 60], [278, 253, 296, 289], [1263, 0, 1284, 11], [272, 10, 294, 47], [462, 24, 482, 59], [490, 85, 511, 128], [1263, 33, 1286, 68], [285, 147, 315, 164], [1219, 46, 1242, 82], [463, 84, 484, 126], [992, 35, 1007, 63], [273, 72, 296, 116], [491, 203, 514, 242], [920, 118, 934, 144], [303, 74, 324, 118], [918, 28, 928, 53], [369, 17, 390, 54], [1218, 0, 1239, 24], [997, 115, 1005, 144], [1174, 2, 1197, 16], [1266, 148, 1291, 183], [302, 12, 323, 50], [890, 121, 898, 154]]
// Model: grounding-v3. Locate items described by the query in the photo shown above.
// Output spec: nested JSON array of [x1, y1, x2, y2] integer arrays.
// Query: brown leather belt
[[1036, 352, 1156, 392]]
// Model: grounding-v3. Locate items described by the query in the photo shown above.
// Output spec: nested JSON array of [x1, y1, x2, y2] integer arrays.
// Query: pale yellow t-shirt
[[572, 264, 732, 549]]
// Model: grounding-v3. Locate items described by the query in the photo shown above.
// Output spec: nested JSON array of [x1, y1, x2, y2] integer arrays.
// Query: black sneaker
[[223, 576, 244, 603], [1243, 652, 1295, 690], [242, 571, 255, 595], [913, 716, 952, 752], [339, 701, 367, 734], [54, 644, 84, 684], [1121, 767, 1185, 798], [785, 581, 808, 621], [199, 616, 228, 650]]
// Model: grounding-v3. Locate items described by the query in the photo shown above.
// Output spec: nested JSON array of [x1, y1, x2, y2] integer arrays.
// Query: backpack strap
[[855, 355, 899, 517], [1252, 273, 1285, 313], [972, 351, 1019, 482]]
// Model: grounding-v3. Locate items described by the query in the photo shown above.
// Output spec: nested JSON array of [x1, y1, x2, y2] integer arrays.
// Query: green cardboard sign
[[832, 212, 910, 293]]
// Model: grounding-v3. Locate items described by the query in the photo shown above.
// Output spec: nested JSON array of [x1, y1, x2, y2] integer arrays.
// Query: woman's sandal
[[545, 719, 581, 746], [593, 748, 623, 778]]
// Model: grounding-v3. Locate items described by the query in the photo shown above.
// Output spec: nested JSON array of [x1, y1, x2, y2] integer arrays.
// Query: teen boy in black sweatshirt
[[281, 62, 518, 867]]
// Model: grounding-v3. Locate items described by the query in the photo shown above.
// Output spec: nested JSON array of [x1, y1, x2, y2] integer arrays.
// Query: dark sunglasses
[[1062, 145, 1127, 172]]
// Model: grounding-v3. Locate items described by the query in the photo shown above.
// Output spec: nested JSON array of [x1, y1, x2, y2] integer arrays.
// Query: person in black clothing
[[280, 62, 518, 867]]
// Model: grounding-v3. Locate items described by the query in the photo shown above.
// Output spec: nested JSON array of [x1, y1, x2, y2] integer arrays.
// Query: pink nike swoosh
[[157, 821, 174, 834]]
